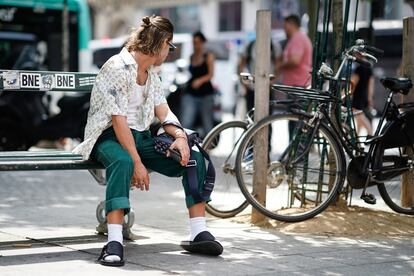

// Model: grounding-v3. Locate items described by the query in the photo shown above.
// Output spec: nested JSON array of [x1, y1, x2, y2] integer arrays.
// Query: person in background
[[180, 31, 215, 137], [238, 39, 282, 112], [73, 16, 223, 267], [278, 14, 312, 88], [278, 14, 313, 139], [350, 64, 374, 136], [237, 39, 281, 158]]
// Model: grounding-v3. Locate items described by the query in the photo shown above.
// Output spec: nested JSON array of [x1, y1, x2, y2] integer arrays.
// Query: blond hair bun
[[142, 16, 151, 26]]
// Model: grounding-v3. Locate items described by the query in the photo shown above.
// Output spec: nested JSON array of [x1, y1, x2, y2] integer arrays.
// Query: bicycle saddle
[[380, 77, 413, 95]]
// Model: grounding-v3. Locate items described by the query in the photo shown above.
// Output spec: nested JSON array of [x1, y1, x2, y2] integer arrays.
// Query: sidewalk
[[0, 170, 413, 275]]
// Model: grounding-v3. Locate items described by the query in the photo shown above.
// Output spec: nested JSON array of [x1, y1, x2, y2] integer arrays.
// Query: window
[[269, 0, 300, 29], [149, 5, 200, 34], [372, 0, 405, 20], [205, 40, 229, 60], [219, 1, 241, 32]]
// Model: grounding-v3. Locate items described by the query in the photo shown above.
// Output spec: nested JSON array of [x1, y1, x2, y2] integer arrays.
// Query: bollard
[[401, 17, 414, 207], [251, 10, 271, 224]]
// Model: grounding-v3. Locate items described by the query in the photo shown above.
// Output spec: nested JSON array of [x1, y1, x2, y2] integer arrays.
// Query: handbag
[[154, 131, 200, 163], [153, 121, 215, 202]]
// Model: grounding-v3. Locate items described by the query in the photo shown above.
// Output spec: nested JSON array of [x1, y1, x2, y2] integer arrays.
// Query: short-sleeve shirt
[[72, 47, 167, 160], [282, 31, 312, 87], [243, 40, 281, 75]]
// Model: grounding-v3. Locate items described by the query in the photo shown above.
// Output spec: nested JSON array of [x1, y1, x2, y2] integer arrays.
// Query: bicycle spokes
[[235, 113, 345, 222]]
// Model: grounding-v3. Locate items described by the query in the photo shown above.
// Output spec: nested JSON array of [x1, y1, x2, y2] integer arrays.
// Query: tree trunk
[[401, 17, 414, 208], [331, 0, 346, 205], [332, 0, 343, 72]]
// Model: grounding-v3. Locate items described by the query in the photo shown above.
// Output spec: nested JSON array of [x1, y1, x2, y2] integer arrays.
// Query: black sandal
[[180, 231, 223, 256], [97, 241, 125, 267]]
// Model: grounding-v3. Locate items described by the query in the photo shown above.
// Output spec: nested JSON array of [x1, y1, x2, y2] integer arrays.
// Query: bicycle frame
[[278, 112, 323, 166], [303, 87, 414, 183], [215, 100, 296, 173], [290, 43, 376, 159]]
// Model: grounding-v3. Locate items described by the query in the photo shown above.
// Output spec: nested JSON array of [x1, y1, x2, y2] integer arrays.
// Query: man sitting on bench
[[73, 15, 223, 267]]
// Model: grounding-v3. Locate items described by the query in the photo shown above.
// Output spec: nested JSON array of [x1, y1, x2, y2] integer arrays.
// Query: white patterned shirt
[[127, 83, 146, 130], [72, 47, 167, 160]]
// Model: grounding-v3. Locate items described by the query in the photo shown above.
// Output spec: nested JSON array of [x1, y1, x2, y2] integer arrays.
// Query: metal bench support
[[95, 200, 138, 240]]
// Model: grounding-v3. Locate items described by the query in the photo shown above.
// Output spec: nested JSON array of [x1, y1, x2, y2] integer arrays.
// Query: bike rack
[[280, 0, 361, 208]]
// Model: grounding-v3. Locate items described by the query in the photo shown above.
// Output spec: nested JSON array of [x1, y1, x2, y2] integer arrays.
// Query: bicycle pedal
[[361, 193, 376, 205]]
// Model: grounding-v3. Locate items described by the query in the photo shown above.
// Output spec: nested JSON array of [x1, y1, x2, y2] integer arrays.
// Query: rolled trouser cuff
[[185, 195, 211, 209], [105, 197, 130, 215]]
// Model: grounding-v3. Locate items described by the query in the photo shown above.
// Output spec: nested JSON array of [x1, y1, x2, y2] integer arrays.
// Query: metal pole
[[251, 10, 271, 224], [342, 0, 351, 50], [62, 0, 69, 71], [323, 0, 332, 62], [312, 0, 321, 88], [401, 17, 414, 208], [332, 0, 343, 72], [307, 0, 318, 44]]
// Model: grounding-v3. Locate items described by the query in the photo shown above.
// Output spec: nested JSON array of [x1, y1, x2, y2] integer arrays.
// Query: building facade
[[88, 0, 412, 40], [88, 0, 306, 40]]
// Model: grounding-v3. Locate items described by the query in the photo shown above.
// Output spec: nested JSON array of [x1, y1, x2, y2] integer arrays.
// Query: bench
[[0, 69, 136, 239]]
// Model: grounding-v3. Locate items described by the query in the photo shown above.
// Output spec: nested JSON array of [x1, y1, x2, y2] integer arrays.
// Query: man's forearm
[[164, 125, 187, 140], [112, 116, 142, 163], [155, 104, 187, 140]]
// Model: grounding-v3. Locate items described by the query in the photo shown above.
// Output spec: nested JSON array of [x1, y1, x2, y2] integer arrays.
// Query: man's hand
[[169, 137, 190, 166], [132, 161, 150, 191], [112, 115, 148, 191], [153, 104, 190, 166]]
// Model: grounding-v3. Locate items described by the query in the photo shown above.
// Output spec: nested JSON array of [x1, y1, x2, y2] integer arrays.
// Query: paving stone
[[1, 170, 413, 276]]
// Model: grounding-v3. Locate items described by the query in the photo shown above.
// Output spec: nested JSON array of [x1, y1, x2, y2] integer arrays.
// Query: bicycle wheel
[[203, 120, 250, 218], [375, 146, 414, 215], [235, 112, 346, 222]]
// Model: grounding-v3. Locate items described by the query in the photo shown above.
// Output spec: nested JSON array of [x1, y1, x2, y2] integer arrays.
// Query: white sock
[[105, 224, 123, 262], [189, 217, 207, 241]]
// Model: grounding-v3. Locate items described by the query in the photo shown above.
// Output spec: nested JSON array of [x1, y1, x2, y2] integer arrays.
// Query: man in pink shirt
[[278, 15, 312, 87]]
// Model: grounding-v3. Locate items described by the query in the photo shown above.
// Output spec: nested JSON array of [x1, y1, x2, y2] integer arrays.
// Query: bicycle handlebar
[[349, 41, 382, 63], [239, 72, 275, 84], [362, 52, 378, 63], [355, 56, 373, 67], [364, 45, 384, 56], [318, 40, 382, 80]]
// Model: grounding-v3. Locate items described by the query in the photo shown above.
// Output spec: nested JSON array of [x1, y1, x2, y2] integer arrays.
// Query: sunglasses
[[168, 41, 177, 52]]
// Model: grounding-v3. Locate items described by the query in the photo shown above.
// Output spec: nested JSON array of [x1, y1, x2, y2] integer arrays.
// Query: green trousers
[[91, 127, 207, 215]]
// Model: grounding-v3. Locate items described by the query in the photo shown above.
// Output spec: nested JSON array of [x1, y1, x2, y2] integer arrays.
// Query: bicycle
[[203, 100, 297, 218], [235, 40, 414, 222], [203, 68, 349, 219], [202, 111, 251, 218]]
